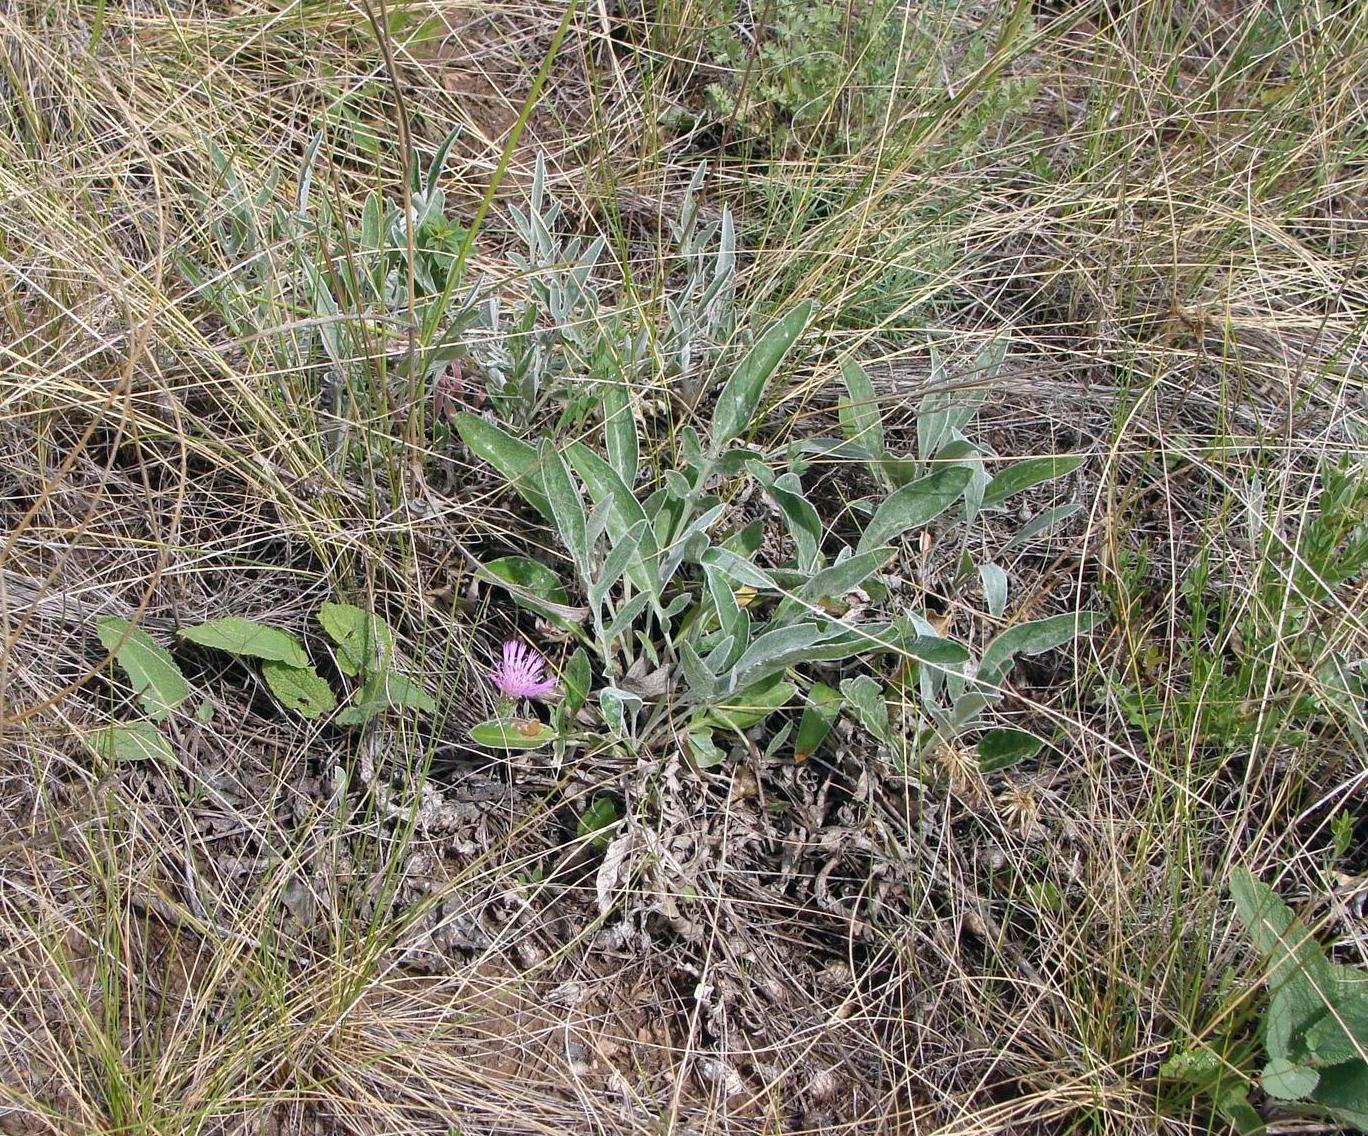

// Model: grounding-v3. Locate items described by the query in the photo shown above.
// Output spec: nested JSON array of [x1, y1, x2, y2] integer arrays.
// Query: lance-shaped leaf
[[95, 617, 190, 721], [454, 412, 551, 519], [711, 300, 816, 450], [857, 466, 971, 553], [976, 610, 1103, 692], [539, 439, 590, 584], [983, 455, 1085, 509]]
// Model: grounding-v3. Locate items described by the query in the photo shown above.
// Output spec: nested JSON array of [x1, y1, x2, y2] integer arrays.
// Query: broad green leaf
[[1305, 993, 1368, 1065], [481, 556, 583, 627], [601, 380, 639, 488], [1309, 1058, 1368, 1130], [1231, 868, 1336, 1062], [977, 727, 1044, 772], [468, 718, 557, 750], [857, 466, 972, 553], [179, 618, 308, 667], [705, 677, 795, 732], [976, 611, 1104, 691], [839, 359, 886, 473], [1213, 1082, 1267, 1136], [88, 720, 173, 764], [795, 682, 841, 761], [1261, 1057, 1319, 1100], [711, 300, 816, 449], [983, 455, 1085, 509], [262, 661, 336, 718], [563, 648, 591, 714], [336, 671, 436, 725], [685, 728, 726, 769], [576, 797, 619, 849], [453, 412, 550, 519], [540, 439, 590, 583], [95, 617, 190, 721], [317, 602, 395, 677]]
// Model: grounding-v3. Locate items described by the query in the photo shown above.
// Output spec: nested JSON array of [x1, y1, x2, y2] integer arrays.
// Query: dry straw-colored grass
[[2, 0, 1366, 1132]]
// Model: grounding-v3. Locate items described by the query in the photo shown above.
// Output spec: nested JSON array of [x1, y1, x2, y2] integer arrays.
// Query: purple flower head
[[488, 640, 557, 700]]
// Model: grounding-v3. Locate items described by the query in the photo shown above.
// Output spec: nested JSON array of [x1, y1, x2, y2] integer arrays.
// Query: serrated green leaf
[[262, 661, 336, 718], [1231, 868, 1337, 1063], [88, 720, 173, 764], [179, 618, 308, 667], [1262, 1057, 1319, 1100], [454, 412, 551, 519], [1305, 993, 1368, 1065], [468, 718, 557, 750], [1308, 1057, 1368, 1130], [95, 617, 190, 721], [977, 727, 1044, 772], [856, 466, 972, 554], [317, 602, 395, 676], [711, 300, 816, 449], [983, 455, 1085, 508]]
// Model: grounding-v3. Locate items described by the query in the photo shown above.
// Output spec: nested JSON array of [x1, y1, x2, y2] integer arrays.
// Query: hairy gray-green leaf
[[839, 359, 887, 482], [540, 439, 590, 584], [95, 617, 190, 721], [800, 548, 892, 602], [857, 466, 972, 553], [454, 412, 551, 519], [979, 563, 1008, 618], [601, 380, 639, 488], [1000, 502, 1082, 556], [976, 611, 1103, 691], [566, 441, 657, 595], [711, 300, 816, 449], [840, 675, 892, 745], [983, 455, 1085, 509]]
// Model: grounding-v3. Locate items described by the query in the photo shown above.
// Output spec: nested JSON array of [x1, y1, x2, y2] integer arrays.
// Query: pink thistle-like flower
[[488, 640, 557, 700]]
